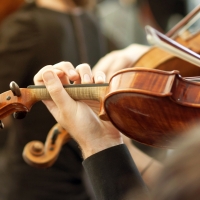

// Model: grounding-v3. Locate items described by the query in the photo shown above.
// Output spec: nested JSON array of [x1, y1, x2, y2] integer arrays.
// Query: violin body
[[102, 68, 200, 148], [132, 47, 200, 77]]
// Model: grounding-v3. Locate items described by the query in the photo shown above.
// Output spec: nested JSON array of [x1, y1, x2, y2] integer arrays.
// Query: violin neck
[[28, 84, 109, 101]]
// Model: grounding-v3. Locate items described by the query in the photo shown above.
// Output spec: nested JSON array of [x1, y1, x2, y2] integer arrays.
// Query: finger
[[34, 65, 64, 85], [93, 71, 106, 84], [76, 63, 93, 84], [53, 61, 80, 83], [34, 65, 53, 85], [42, 69, 76, 118]]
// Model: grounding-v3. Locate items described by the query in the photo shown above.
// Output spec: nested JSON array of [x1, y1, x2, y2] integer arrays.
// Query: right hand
[[92, 44, 150, 81]]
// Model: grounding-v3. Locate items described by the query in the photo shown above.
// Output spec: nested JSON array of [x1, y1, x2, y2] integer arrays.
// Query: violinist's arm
[[34, 61, 149, 200], [123, 135, 163, 189], [92, 44, 150, 81]]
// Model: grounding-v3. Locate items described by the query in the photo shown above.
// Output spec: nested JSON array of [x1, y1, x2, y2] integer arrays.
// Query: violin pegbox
[[0, 82, 38, 124]]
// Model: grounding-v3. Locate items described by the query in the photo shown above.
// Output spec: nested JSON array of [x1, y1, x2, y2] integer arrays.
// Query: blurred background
[[0, 0, 200, 200]]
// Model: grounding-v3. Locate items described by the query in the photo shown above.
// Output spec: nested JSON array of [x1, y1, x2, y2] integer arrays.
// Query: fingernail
[[97, 76, 104, 82], [43, 71, 55, 82], [84, 74, 91, 83], [69, 69, 77, 76]]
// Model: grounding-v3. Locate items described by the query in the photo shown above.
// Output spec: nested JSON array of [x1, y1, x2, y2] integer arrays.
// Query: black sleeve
[[0, 7, 39, 92], [83, 144, 149, 200]]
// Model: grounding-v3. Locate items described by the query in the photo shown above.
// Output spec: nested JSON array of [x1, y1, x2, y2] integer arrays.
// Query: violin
[[1, 66, 200, 167], [3, 6, 200, 168], [20, 24, 200, 168], [133, 5, 200, 77]]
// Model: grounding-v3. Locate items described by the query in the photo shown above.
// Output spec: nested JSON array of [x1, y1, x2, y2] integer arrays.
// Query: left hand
[[34, 62, 122, 159]]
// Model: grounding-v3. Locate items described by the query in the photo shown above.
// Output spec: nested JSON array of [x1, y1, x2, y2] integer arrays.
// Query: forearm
[[83, 144, 149, 200], [126, 142, 163, 188]]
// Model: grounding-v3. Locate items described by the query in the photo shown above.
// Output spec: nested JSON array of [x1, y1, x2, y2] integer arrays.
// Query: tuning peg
[[0, 121, 4, 129], [9, 81, 21, 97], [13, 111, 27, 119]]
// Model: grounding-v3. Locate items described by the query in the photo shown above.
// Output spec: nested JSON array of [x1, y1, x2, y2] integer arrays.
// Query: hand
[[34, 62, 122, 159], [92, 44, 150, 81]]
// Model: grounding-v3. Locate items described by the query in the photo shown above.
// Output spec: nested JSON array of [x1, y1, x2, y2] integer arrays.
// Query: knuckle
[[55, 61, 73, 69], [48, 84, 62, 95]]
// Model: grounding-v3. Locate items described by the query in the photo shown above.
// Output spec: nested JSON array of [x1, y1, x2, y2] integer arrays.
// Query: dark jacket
[[83, 144, 149, 200]]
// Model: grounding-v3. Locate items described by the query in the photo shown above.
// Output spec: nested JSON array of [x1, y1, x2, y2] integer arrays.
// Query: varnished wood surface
[[104, 68, 200, 148], [107, 68, 177, 96], [23, 123, 70, 168], [133, 47, 200, 77]]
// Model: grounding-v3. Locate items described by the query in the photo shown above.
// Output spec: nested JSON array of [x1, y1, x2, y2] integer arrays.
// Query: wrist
[[81, 137, 123, 159]]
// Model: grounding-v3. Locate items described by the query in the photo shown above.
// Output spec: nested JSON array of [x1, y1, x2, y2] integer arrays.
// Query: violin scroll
[[23, 123, 70, 168]]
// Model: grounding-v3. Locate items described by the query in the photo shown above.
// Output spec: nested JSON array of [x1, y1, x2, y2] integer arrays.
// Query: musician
[[34, 61, 200, 200], [34, 61, 150, 200]]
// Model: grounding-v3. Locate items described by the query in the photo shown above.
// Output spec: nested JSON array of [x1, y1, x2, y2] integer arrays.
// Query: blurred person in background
[[151, 124, 200, 200], [0, 0, 110, 199], [97, 0, 187, 48], [0, 0, 25, 148]]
